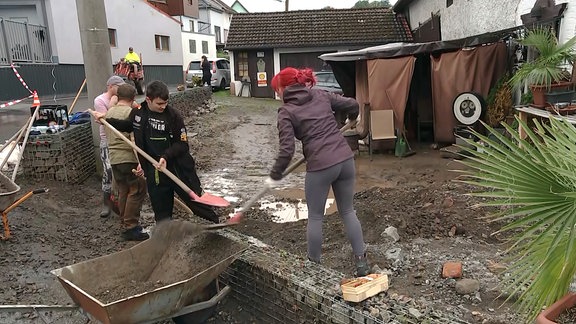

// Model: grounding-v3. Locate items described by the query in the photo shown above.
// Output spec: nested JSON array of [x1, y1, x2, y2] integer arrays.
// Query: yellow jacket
[[124, 52, 140, 63]]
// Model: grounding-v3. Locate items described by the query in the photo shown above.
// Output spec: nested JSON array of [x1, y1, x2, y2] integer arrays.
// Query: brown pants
[[111, 163, 147, 230]]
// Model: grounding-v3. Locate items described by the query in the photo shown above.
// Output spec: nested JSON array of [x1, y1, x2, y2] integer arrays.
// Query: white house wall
[[441, 0, 519, 40], [210, 10, 231, 43], [181, 32, 216, 71], [45, 0, 182, 66]]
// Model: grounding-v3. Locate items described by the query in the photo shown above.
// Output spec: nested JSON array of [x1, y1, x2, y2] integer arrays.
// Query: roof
[[223, 0, 284, 13], [320, 26, 521, 62], [225, 8, 413, 50], [200, 0, 235, 14], [392, 0, 415, 12]]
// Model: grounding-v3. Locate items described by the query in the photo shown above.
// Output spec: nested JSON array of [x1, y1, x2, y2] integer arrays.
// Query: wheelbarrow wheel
[[172, 280, 218, 324]]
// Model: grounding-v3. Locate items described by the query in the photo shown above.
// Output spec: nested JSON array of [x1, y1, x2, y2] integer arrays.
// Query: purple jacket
[[270, 85, 359, 180]]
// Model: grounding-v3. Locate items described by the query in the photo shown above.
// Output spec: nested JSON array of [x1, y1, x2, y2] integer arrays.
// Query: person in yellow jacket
[[124, 47, 140, 73]]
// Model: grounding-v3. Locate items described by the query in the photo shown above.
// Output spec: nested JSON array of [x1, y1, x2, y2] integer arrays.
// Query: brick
[[442, 261, 463, 278]]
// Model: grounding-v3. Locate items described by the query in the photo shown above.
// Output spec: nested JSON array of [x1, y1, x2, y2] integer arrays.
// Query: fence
[[0, 19, 52, 65]]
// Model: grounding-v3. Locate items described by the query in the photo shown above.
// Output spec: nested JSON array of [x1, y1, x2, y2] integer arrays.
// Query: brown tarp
[[431, 42, 507, 143], [367, 57, 416, 129]]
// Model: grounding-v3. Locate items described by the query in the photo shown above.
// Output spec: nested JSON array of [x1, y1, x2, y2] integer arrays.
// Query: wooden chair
[[369, 110, 397, 161]]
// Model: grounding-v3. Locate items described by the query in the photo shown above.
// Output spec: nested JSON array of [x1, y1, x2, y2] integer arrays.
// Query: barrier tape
[[10, 63, 33, 94], [0, 94, 33, 109]]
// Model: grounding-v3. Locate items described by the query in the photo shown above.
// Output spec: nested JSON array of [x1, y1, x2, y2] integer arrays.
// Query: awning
[[319, 27, 520, 62]]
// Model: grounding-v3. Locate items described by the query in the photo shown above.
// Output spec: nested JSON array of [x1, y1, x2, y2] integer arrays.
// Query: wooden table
[[515, 106, 576, 140]]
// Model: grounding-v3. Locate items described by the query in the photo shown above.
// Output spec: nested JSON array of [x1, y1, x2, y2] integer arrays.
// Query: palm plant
[[508, 27, 576, 90], [456, 117, 576, 321]]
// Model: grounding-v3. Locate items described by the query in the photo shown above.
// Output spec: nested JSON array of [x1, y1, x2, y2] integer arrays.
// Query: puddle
[[201, 170, 240, 203], [257, 198, 335, 223]]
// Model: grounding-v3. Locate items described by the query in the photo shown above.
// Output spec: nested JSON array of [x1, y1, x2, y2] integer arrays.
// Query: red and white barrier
[[0, 64, 37, 108], [10, 63, 33, 94], [0, 94, 34, 109]]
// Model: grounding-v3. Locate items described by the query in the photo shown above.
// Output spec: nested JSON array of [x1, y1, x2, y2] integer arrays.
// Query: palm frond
[[458, 116, 576, 321]]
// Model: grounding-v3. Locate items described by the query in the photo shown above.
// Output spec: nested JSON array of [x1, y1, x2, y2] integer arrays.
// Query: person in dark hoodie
[[268, 67, 370, 276], [104, 80, 219, 224]]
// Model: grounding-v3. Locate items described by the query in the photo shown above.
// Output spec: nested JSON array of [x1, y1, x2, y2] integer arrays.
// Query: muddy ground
[[0, 92, 522, 323]]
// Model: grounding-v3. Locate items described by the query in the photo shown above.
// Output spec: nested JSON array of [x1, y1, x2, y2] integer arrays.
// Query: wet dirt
[[91, 232, 244, 305], [0, 92, 521, 323]]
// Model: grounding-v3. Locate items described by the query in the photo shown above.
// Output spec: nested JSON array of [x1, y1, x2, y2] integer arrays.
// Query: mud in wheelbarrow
[[51, 221, 246, 324]]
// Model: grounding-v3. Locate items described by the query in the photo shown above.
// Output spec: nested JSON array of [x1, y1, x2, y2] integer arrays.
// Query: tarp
[[431, 42, 508, 142], [367, 57, 416, 129]]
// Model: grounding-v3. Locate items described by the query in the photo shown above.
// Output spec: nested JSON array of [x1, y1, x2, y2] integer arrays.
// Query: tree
[[352, 0, 391, 8]]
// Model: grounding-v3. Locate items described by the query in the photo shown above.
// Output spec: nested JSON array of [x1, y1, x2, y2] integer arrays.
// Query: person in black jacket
[[201, 55, 212, 87], [107, 80, 219, 223]]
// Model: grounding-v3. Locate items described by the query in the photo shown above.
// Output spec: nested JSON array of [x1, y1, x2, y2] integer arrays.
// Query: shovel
[[215, 120, 358, 229], [98, 118, 229, 208]]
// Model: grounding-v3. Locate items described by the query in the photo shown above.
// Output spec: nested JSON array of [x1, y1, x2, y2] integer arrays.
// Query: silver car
[[185, 58, 231, 90]]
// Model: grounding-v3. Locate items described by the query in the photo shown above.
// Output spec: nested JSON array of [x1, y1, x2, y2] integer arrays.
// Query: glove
[[264, 177, 283, 189]]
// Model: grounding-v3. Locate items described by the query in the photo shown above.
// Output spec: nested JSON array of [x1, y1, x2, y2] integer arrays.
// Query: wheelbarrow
[[0, 172, 48, 240], [46, 221, 246, 324]]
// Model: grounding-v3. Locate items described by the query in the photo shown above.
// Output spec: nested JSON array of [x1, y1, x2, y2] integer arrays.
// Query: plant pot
[[536, 292, 576, 324], [530, 82, 574, 108]]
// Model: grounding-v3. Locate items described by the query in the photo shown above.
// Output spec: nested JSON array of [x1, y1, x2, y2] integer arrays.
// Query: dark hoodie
[[270, 85, 359, 180]]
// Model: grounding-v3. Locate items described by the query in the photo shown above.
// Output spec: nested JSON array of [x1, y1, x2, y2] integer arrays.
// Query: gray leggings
[[305, 157, 365, 262]]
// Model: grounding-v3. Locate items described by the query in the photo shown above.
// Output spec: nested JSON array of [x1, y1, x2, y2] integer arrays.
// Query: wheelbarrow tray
[[51, 232, 246, 324], [0, 172, 20, 211]]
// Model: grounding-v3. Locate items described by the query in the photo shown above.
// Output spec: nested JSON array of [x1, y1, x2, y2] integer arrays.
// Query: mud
[[0, 92, 520, 323], [92, 232, 244, 304]]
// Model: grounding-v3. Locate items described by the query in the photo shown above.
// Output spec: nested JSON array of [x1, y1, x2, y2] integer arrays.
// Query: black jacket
[[107, 101, 192, 170]]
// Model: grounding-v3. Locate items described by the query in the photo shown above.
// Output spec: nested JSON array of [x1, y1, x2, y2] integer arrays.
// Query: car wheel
[[452, 92, 485, 125]]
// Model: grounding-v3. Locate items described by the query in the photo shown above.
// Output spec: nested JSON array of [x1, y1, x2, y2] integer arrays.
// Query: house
[[149, 0, 234, 73], [319, 0, 576, 144], [222, 0, 285, 13], [224, 8, 413, 98], [0, 0, 183, 101]]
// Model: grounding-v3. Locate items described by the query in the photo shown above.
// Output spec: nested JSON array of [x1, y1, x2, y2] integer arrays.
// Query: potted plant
[[456, 117, 576, 322], [508, 27, 576, 107]]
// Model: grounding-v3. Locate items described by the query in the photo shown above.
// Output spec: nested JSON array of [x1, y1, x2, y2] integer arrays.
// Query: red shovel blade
[[189, 190, 230, 207]]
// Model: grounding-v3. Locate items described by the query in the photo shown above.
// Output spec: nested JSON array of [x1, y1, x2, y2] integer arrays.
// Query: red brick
[[442, 262, 463, 278]]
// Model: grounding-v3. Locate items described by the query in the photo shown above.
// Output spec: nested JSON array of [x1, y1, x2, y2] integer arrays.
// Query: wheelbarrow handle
[[33, 188, 49, 194]]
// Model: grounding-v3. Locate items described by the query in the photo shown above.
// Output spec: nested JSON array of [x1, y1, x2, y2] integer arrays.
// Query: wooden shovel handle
[[236, 120, 357, 214], [99, 118, 197, 196]]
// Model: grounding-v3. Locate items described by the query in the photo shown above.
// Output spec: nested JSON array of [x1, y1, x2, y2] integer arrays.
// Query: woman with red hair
[[268, 67, 369, 276]]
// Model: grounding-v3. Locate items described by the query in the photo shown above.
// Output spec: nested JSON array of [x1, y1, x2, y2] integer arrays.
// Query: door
[[248, 49, 274, 98]]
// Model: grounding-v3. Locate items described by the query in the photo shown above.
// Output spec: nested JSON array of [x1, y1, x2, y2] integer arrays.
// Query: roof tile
[[225, 8, 413, 49]]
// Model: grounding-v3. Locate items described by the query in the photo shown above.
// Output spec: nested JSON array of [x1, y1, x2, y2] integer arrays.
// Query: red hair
[[271, 67, 316, 93]]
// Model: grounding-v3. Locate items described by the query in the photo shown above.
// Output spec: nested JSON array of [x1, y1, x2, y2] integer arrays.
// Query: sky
[[287, 0, 398, 10]]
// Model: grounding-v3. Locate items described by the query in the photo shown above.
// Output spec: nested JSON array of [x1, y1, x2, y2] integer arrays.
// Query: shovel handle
[[235, 120, 357, 215], [99, 118, 197, 197]]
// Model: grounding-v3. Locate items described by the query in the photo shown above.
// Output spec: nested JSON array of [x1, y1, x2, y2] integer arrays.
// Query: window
[[108, 28, 117, 47], [215, 26, 221, 43], [223, 29, 229, 43], [446, 0, 453, 7], [189, 39, 196, 53], [202, 40, 208, 54], [237, 52, 248, 78], [155, 34, 170, 51], [189, 20, 195, 32]]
